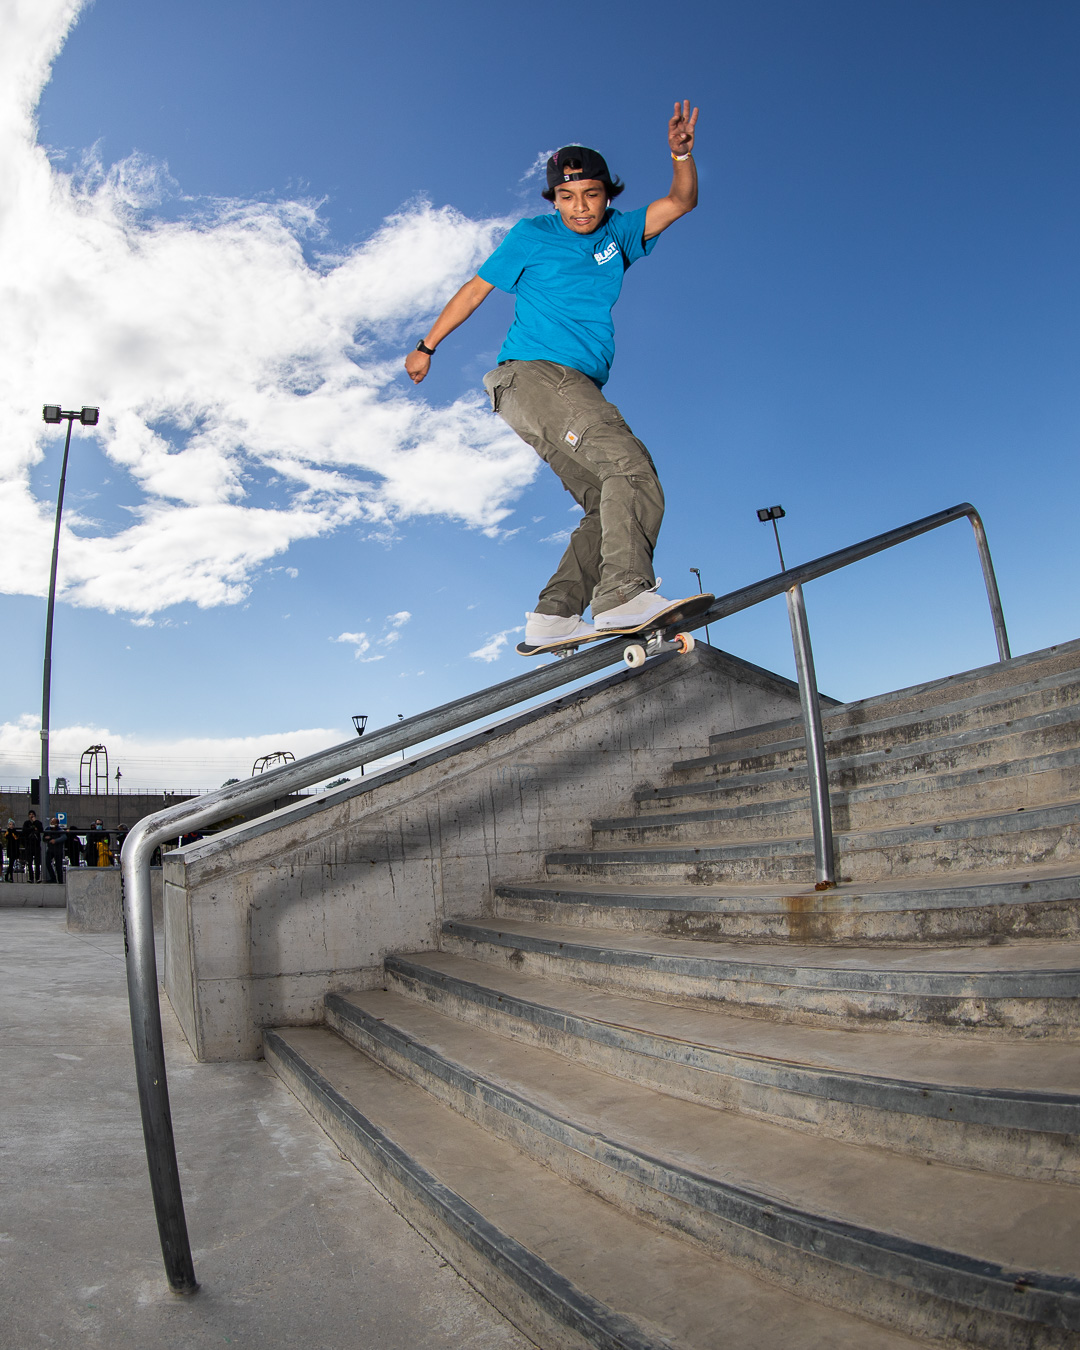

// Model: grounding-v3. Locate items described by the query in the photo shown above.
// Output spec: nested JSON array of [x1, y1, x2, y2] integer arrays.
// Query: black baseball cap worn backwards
[[543, 146, 624, 201]]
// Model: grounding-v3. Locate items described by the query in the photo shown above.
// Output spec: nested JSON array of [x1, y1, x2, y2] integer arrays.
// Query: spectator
[[43, 817, 67, 885], [65, 828, 82, 871], [115, 823, 129, 860], [86, 819, 110, 868], [3, 819, 20, 882], [21, 810, 43, 883]]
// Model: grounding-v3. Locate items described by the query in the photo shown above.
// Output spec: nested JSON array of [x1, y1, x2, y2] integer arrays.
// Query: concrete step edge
[[676, 703, 1080, 776], [703, 642, 1080, 751], [325, 993, 1080, 1342], [494, 872, 1080, 917], [605, 767, 1080, 833], [384, 955, 1080, 1139], [440, 921, 1080, 1000], [549, 799, 1080, 867], [705, 667, 1080, 755], [263, 1028, 665, 1350], [635, 747, 1080, 810]]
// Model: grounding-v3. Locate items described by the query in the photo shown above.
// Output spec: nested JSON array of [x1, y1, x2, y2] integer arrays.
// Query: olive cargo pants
[[483, 360, 665, 618]]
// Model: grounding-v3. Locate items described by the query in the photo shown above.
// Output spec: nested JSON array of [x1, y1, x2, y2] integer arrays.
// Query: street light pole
[[689, 568, 712, 644], [39, 405, 99, 874]]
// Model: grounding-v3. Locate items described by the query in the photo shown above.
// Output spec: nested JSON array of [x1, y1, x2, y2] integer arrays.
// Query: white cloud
[[0, 0, 537, 617], [332, 630, 372, 659], [386, 611, 411, 628], [469, 626, 523, 663]]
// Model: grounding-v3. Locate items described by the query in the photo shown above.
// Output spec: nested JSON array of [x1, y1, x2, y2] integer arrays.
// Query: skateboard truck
[[546, 628, 696, 667], [622, 629, 696, 667]]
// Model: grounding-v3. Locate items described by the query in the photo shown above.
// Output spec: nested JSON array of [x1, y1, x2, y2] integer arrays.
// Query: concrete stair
[[266, 639, 1080, 1348]]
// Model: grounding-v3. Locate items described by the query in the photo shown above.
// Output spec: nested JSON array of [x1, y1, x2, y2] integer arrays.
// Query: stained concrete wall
[[65, 867, 164, 932], [164, 646, 811, 1062], [0, 791, 197, 833]]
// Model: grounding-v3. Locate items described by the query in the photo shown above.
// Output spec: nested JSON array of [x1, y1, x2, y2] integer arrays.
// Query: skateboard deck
[[516, 593, 715, 661]]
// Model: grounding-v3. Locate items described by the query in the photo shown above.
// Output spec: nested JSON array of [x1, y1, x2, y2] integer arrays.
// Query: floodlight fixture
[[43, 405, 62, 423], [80, 406, 100, 425], [756, 504, 788, 570]]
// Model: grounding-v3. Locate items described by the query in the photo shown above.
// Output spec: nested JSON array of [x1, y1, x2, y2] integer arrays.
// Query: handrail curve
[[121, 499, 1008, 1291]]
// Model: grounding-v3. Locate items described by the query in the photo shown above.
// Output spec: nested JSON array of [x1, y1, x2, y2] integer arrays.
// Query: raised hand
[[405, 348, 430, 384], [668, 100, 699, 156]]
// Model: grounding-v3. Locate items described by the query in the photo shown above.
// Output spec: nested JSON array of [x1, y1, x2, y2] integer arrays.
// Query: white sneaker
[[524, 611, 597, 644], [593, 586, 674, 630]]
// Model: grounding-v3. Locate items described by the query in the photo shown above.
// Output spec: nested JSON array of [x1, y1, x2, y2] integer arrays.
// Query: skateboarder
[[405, 101, 700, 648]]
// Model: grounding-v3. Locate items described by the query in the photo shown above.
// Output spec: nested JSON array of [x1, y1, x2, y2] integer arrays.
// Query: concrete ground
[[0, 911, 531, 1350]]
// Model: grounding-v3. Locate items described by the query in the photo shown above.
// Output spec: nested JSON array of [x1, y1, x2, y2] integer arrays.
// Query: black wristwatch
[[415, 340, 436, 356]]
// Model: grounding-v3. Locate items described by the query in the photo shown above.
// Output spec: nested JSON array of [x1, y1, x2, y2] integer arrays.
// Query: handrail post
[[785, 583, 836, 888], [121, 831, 198, 1293], [966, 509, 1011, 662]]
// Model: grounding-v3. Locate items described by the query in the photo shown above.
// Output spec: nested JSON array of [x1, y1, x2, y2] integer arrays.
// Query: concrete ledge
[[0, 881, 65, 909], [65, 867, 163, 932]]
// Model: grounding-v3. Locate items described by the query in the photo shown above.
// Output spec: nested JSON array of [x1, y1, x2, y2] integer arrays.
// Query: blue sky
[[1, 0, 1078, 789]]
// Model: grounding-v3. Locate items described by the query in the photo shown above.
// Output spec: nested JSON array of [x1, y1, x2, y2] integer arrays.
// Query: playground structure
[[79, 743, 109, 795]]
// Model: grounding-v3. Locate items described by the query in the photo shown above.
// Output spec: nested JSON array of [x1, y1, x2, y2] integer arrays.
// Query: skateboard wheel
[[624, 643, 647, 668], [674, 632, 695, 654]]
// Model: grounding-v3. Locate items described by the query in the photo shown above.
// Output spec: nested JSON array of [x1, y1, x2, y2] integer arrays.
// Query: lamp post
[[352, 715, 368, 775], [39, 405, 99, 876], [689, 568, 712, 645]]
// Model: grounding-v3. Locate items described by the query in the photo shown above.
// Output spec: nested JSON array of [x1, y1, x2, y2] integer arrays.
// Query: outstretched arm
[[404, 274, 496, 385], [643, 101, 699, 241]]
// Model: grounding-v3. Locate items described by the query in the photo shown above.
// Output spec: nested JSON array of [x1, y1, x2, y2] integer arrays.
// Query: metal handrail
[[121, 499, 1008, 1292]]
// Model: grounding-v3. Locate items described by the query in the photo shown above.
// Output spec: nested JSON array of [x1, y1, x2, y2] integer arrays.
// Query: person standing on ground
[[43, 817, 67, 885], [21, 810, 42, 882], [87, 819, 110, 868], [405, 102, 699, 646], [3, 820, 20, 881], [65, 826, 82, 871]]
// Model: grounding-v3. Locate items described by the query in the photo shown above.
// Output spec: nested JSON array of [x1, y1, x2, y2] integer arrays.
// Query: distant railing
[[122, 501, 1008, 1294], [0, 785, 325, 798]]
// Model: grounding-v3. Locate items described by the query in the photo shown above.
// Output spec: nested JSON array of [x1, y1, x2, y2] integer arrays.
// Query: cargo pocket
[[560, 400, 629, 455], [483, 365, 516, 414]]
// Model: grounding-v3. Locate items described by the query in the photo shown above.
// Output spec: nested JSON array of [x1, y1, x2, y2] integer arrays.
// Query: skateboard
[[516, 593, 715, 668]]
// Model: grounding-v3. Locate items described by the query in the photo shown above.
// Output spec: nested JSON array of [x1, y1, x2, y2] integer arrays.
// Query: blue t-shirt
[[478, 206, 656, 387]]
